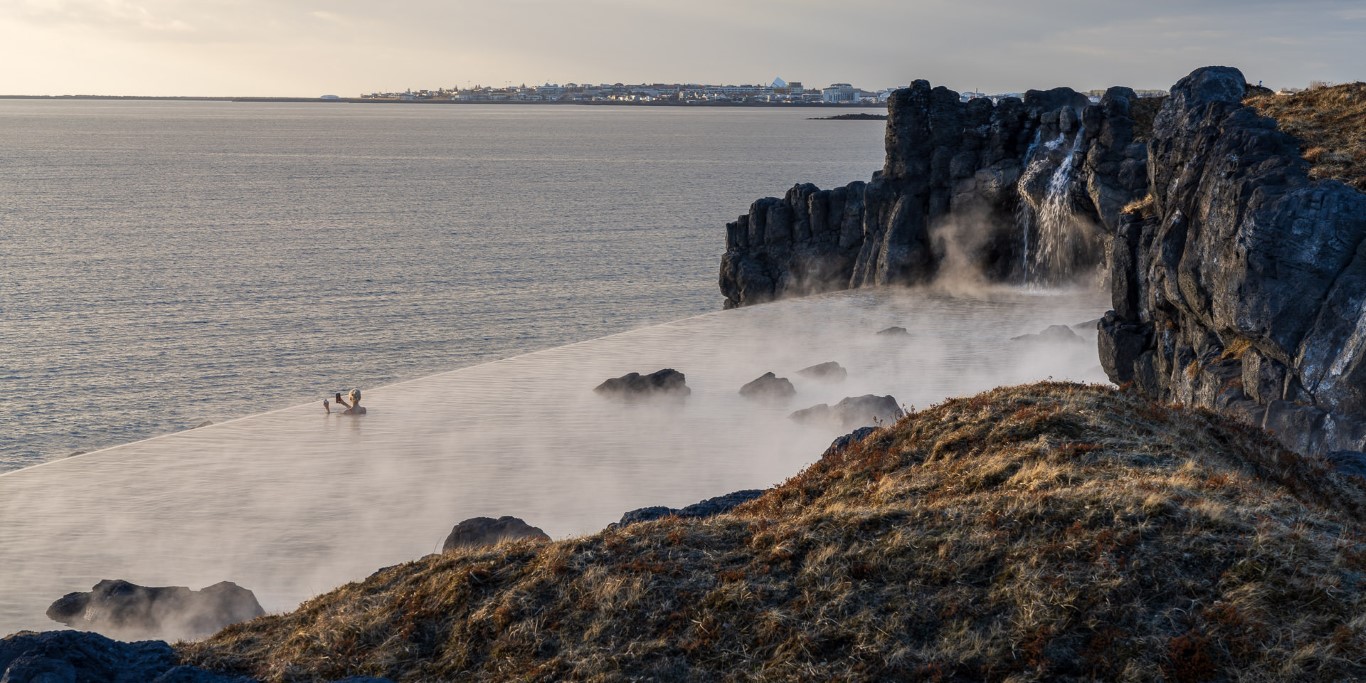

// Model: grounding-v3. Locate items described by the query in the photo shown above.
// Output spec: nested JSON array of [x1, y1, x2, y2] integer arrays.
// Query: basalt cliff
[[722, 66, 1366, 458]]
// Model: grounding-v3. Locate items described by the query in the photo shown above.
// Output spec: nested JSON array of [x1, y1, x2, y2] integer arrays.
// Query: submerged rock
[[443, 516, 550, 552], [46, 579, 264, 641], [738, 372, 796, 401], [610, 490, 766, 529], [790, 395, 904, 430], [1011, 324, 1084, 344], [795, 361, 847, 382], [593, 369, 691, 398], [876, 326, 910, 336]]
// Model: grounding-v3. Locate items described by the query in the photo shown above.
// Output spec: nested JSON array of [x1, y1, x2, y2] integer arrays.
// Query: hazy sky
[[1, 0, 1362, 96]]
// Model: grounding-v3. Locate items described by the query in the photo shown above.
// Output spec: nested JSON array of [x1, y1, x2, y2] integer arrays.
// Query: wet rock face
[[720, 81, 1148, 307], [1098, 65, 1366, 455], [442, 516, 550, 552], [45, 579, 265, 641], [593, 369, 691, 398]]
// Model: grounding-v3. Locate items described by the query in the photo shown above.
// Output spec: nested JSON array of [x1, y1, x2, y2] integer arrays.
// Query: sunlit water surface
[[0, 286, 1106, 636], [0, 100, 887, 468]]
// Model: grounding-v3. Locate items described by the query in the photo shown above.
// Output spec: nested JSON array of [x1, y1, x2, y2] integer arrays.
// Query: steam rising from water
[[0, 287, 1106, 638]]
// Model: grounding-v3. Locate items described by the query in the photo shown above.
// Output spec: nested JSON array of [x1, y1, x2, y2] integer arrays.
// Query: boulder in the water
[[610, 490, 766, 529], [443, 516, 550, 552], [1010, 324, 1084, 344], [790, 395, 904, 430], [796, 361, 847, 382], [46, 579, 265, 641], [877, 326, 909, 336], [738, 372, 796, 401], [594, 369, 691, 398]]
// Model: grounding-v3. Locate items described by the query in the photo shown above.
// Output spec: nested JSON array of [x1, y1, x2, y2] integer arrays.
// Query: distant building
[[822, 83, 856, 103]]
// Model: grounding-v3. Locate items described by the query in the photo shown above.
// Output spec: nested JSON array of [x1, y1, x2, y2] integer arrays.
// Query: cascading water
[[1016, 119, 1098, 285]]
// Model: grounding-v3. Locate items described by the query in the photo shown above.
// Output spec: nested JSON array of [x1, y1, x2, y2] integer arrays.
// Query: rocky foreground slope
[[177, 382, 1366, 682]]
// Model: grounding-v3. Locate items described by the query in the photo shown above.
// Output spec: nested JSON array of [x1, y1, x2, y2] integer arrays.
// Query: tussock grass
[[1247, 83, 1366, 191], [181, 382, 1366, 682]]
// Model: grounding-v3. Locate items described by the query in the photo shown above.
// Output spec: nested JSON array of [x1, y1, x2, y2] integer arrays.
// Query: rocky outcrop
[[593, 369, 690, 398], [609, 490, 766, 529], [720, 82, 1150, 307], [790, 395, 904, 430], [738, 372, 796, 401], [442, 516, 551, 552], [0, 631, 251, 682], [1099, 66, 1366, 456], [46, 580, 264, 641]]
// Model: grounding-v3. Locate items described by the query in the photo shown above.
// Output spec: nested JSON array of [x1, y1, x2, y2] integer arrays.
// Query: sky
[[1, 0, 1363, 97]]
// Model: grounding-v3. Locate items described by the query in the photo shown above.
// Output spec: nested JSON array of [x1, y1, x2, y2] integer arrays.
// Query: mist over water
[[0, 285, 1107, 637], [0, 100, 886, 469]]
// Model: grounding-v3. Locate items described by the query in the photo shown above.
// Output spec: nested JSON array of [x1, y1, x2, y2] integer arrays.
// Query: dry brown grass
[[180, 382, 1366, 682], [1246, 83, 1366, 191]]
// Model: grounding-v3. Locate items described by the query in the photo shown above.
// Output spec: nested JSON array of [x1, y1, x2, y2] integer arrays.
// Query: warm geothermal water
[[0, 285, 1106, 636], [0, 100, 886, 469]]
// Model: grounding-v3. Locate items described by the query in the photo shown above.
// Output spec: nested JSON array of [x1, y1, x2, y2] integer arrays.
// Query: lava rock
[[610, 490, 766, 530], [738, 372, 796, 401], [46, 580, 264, 641], [790, 395, 904, 430], [1098, 65, 1366, 455], [442, 516, 550, 552], [796, 362, 847, 382], [594, 369, 691, 398], [0, 630, 250, 683]]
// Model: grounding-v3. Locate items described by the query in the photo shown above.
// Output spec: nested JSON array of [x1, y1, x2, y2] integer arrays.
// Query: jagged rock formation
[[1099, 66, 1366, 456], [719, 81, 1150, 307], [46, 579, 264, 641], [442, 516, 551, 552]]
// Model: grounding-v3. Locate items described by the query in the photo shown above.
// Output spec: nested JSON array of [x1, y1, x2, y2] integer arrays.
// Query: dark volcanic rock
[[796, 361, 847, 381], [823, 426, 879, 456], [720, 78, 1147, 307], [876, 326, 909, 336], [443, 516, 550, 552], [790, 395, 904, 430], [594, 369, 691, 398], [46, 580, 264, 641], [610, 490, 765, 529], [0, 630, 251, 683], [738, 372, 796, 401], [1098, 65, 1366, 455]]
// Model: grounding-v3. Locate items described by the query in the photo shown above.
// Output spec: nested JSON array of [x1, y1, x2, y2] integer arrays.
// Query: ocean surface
[[0, 101, 887, 470]]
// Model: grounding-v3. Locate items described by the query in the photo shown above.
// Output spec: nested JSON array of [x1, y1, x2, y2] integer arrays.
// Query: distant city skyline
[[1, 1, 1362, 97]]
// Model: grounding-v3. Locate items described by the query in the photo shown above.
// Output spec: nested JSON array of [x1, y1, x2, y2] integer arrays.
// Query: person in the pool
[[324, 388, 366, 415]]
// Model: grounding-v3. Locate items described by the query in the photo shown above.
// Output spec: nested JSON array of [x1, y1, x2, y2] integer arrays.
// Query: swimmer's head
[[348, 388, 361, 404]]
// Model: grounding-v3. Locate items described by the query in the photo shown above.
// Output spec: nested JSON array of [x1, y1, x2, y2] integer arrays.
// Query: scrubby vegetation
[[182, 383, 1366, 682], [1247, 82, 1366, 191]]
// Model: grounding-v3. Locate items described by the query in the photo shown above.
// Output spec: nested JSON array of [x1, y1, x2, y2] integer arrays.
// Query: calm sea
[[0, 101, 886, 470]]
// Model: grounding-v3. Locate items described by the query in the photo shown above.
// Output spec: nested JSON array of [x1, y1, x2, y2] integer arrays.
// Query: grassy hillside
[[1247, 82, 1366, 192], [181, 383, 1366, 682]]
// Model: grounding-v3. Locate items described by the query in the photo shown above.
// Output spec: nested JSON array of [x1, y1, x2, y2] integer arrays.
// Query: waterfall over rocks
[[719, 83, 1147, 307]]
